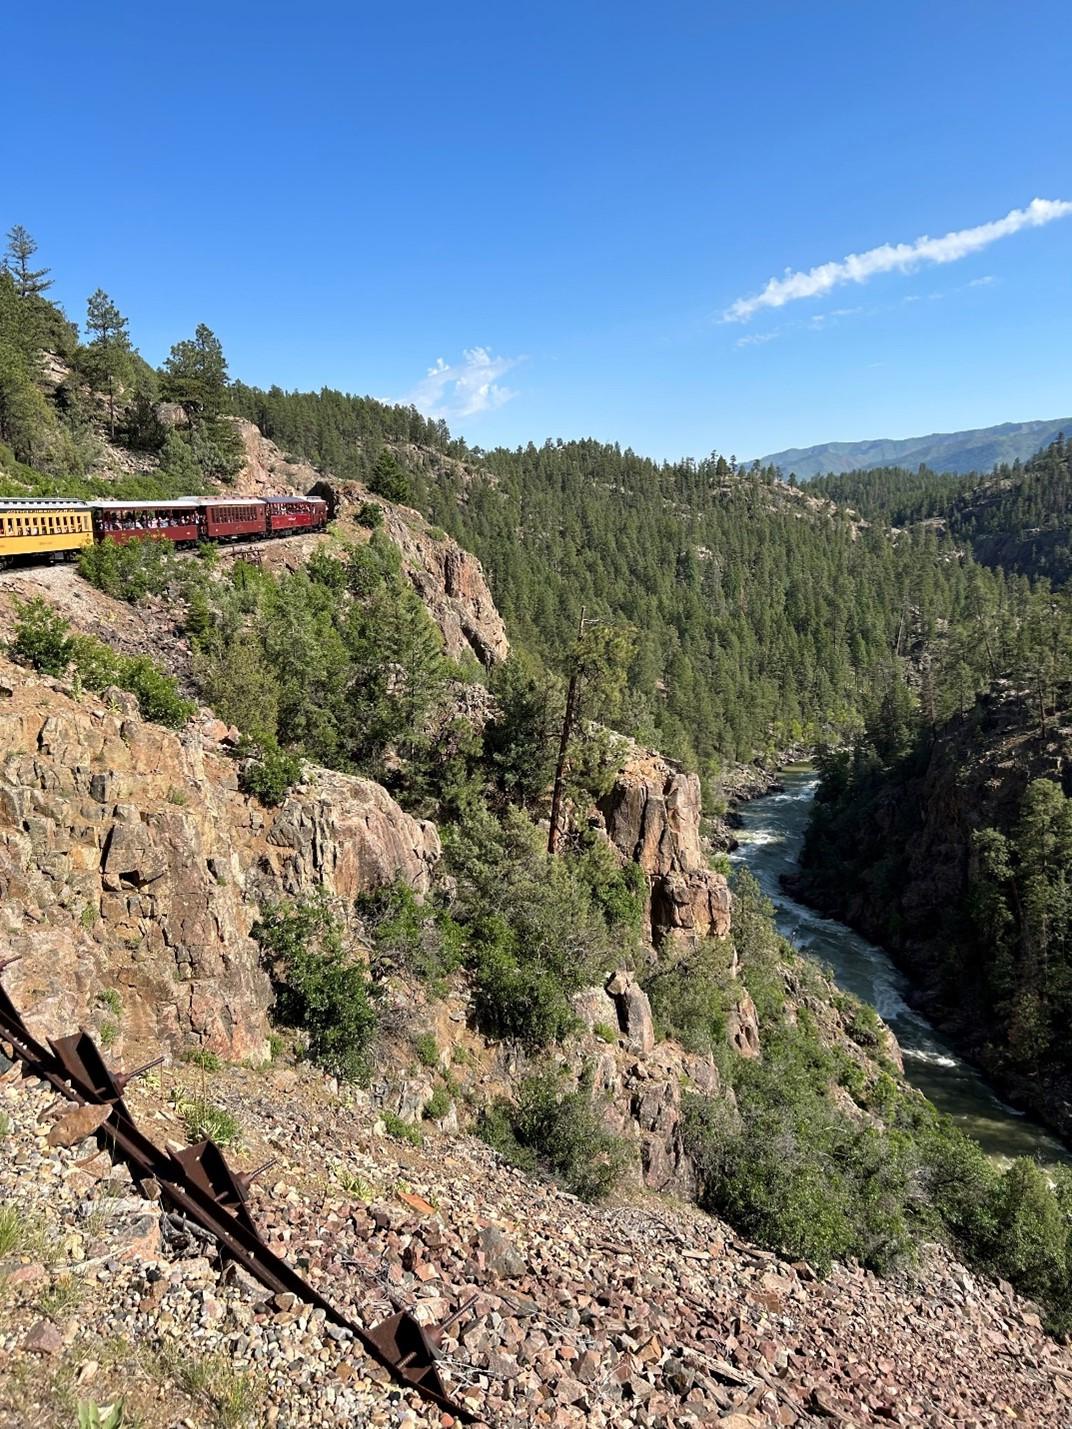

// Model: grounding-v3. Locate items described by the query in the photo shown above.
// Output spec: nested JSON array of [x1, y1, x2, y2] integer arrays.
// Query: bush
[[644, 937, 735, 1055], [180, 1096, 241, 1148], [78, 536, 177, 601], [356, 501, 384, 528], [479, 1066, 627, 1201], [9, 599, 194, 728], [239, 739, 303, 806], [357, 880, 463, 989], [412, 1031, 440, 1068], [730, 869, 788, 1024], [987, 1159, 1069, 1306], [382, 1110, 422, 1146], [684, 1016, 916, 1274], [118, 654, 196, 728], [253, 892, 378, 1083], [8, 596, 73, 674], [424, 1085, 451, 1120], [446, 807, 638, 1048]]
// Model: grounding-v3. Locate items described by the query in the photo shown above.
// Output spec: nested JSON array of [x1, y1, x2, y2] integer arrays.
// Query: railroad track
[[0, 962, 483, 1425]]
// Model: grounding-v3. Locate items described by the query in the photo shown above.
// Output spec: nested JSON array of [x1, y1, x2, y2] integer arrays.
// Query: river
[[729, 764, 1068, 1167]]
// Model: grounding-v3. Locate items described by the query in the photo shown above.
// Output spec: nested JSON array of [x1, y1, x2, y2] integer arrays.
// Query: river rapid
[[730, 764, 1067, 1167]]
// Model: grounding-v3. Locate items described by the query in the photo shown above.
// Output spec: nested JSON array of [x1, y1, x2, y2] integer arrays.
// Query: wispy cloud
[[735, 329, 781, 348], [401, 347, 523, 420], [722, 197, 1071, 322]]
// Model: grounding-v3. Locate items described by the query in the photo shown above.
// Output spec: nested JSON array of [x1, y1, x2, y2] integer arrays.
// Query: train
[[0, 494, 329, 570]]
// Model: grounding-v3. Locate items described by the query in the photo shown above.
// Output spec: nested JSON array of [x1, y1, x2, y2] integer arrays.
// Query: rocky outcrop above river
[[598, 750, 732, 947]]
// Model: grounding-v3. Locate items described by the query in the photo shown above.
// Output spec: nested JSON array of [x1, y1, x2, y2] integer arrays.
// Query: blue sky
[[3, 2, 1071, 460]]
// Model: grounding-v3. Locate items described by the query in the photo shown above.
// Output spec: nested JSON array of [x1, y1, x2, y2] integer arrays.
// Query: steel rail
[[0, 974, 482, 1424]]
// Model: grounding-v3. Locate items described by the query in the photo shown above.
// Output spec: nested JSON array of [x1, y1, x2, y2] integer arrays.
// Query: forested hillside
[[812, 437, 1072, 587], [241, 390, 1054, 780]]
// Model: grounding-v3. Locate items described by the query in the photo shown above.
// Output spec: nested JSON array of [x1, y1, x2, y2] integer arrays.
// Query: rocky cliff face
[[0, 656, 439, 1063]]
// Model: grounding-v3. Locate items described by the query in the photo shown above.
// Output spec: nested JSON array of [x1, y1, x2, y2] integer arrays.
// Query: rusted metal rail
[[0, 969, 482, 1423]]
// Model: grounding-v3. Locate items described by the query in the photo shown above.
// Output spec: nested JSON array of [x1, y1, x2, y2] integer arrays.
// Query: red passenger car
[[90, 500, 202, 546], [265, 496, 329, 536], [201, 499, 268, 541]]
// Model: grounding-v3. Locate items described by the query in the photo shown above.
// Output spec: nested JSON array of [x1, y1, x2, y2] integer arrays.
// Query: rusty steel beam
[[0, 980, 482, 1423]]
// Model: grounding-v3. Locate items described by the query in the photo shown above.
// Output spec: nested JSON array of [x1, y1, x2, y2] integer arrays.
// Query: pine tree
[[82, 289, 132, 438], [4, 225, 51, 299], [161, 323, 230, 421]]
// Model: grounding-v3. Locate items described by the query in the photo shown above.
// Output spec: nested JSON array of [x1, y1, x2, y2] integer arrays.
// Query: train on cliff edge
[[0, 494, 329, 570]]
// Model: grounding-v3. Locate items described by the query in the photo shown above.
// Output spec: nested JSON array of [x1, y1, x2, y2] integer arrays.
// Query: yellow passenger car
[[0, 500, 94, 568]]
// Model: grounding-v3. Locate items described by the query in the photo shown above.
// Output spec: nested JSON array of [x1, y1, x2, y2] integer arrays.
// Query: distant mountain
[[760, 417, 1072, 481]]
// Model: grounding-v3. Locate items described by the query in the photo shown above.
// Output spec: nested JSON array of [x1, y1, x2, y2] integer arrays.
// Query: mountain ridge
[[760, 416, 1072, 480]]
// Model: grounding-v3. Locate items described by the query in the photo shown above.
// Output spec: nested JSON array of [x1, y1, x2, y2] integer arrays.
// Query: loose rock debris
[[3, 1010, 1072, 1424]]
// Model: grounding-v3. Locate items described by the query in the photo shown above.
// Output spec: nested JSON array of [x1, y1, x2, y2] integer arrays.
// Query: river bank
[[729, 765, 1068, 1167]]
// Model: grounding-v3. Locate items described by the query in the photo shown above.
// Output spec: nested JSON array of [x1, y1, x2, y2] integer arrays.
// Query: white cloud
[[736, 329, 781, 348], [722, 197, 1071, 322], [402, 347, 523, 420]]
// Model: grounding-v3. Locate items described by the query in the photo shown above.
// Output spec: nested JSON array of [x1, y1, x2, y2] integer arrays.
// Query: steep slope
[[760, 416, 1072, 480], [4, 1056, 1072, 1429]]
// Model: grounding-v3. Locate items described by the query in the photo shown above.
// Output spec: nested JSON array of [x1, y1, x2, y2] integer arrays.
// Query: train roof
[[265, 494, 327, 504], [87, 498, 203, 509], [0, 499, 92, 511]]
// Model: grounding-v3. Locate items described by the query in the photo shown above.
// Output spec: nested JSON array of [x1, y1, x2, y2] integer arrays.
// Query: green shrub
[[446, 807, 639, 1048], [382, 1110, 422, 1146], [97, 987, 123, 1017], [78, 536, 177, 601], [987, 1159, 1069, 1305], [413, 1032, 440, 1068], [8, 596, 73, 674], [180, 1097, 241, 1148], [356, 501, 384, 528], [730, 869, 789, 1024], [480, 1066, 628, 1201], [358, 880, 463, 989], [844, 998, 884, 1048], [424, 1085, 451, 1120], [238, 740, 303, 806], [118, 654, 195, 728], [644, 938, 735, 1055], [253, 892, 378, 1083], [62, 627, 195, 729], [683, 1015, 915, 1275], [183, 1048, 222, 1072]]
